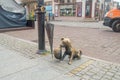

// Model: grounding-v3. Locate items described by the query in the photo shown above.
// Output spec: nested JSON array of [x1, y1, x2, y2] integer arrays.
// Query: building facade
[[52, 0, 101, 21], [52, 0, 119, 21], [20, 0, 119, 21]]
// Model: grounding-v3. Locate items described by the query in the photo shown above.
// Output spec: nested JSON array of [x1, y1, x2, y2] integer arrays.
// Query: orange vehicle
[[103, 8, 120, 32]]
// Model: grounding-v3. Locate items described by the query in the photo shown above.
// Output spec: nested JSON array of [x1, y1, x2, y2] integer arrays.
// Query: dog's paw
[[68, 62, 72, 65], [59, 60, 63, 63], [77, 57, 81, 60]]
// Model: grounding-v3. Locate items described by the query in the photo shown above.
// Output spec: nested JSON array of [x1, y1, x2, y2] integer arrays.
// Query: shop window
[[45, 1, 52, 6], [77, 2, 82, 17], [86, 5, 90, 16], [95, 2, 99, 17], [86, 0, 92, 2], [67, 0, 70, 3], [55, 5, 58, 17], [105, 0, 111, 2], [68, 0, 75, 3], [60, 5, 76, 16], [60, 0, 64, 3], [64, 0, 73, 3], [54, 0, 58, 2]]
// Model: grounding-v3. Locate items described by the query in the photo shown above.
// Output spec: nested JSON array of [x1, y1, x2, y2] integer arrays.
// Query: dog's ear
[[61, 38, 64, 41]]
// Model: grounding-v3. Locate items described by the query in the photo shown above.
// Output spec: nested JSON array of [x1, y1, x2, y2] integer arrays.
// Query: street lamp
[[35, 0, 46, 54]]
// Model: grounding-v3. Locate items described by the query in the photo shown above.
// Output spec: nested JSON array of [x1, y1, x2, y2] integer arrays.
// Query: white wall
[[92, 0, 96, 18], [81, 0, 86, 18]]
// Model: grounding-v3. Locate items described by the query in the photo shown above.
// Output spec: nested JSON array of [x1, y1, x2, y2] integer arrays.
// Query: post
[[35, 0, 46, 54], [49, 13, 50, 21], [52, 0, 55, 20]]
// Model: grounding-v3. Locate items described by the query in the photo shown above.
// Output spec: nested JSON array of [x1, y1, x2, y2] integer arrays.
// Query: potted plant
[[26, 12, 35, 28]]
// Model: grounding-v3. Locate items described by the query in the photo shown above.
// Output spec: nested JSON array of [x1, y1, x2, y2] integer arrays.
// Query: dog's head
[[61, 37, 72, 47]]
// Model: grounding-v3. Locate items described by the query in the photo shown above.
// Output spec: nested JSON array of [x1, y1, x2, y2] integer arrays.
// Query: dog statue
[[54, 38, 82, 65]]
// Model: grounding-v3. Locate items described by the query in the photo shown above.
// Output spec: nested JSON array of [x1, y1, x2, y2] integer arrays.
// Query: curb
[[0, 27, 33, 33], [51, 20, 99, 23]]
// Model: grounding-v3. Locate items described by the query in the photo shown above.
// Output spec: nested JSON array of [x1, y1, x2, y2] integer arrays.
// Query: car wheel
[[112, 20, 120, 32]]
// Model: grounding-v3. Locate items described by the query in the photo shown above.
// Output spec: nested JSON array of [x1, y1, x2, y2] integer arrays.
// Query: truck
[[103, 7, 120, 32]]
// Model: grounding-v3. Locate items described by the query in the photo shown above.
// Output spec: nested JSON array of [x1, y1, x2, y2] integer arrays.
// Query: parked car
[[103, 7, 120, 32]]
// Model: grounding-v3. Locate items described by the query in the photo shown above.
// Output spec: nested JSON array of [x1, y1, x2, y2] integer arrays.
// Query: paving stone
[[110, 67, 118, 71], [102, 75, 112, 80], [54, 75, 80, 80], [114, 75, 120, 79], [112, 77, 119, 80], [85, 71, 95, 76], [100, 78, 110, 80], [109, 69, 117, 73], [106, 72, 115, 77], [92, 75, 101, 80], [99, 71, 106, 75], [116, 72, 120, 76], [81, 75, 91, 80], [0, 34, 39, 59], [95, 73, 104, 78]]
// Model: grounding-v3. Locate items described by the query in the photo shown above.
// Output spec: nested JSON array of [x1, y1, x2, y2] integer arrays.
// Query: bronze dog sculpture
[[54, 38, 82, 65]]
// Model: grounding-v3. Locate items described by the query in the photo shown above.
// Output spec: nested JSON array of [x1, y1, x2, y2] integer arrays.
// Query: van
[[103, 7, 120, 32]]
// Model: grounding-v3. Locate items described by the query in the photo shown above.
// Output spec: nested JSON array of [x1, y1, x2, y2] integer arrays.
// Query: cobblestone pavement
[[0, 33, 39, 59], [0, 34, 120, 80], [56, 59, 120, 80], [2, 21, 120, 64]]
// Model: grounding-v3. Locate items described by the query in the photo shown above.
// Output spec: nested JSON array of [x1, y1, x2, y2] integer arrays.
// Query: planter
[[26, 20, 35, 28]]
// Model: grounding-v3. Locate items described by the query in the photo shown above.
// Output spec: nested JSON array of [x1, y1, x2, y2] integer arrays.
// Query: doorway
[[85, 0, 92, 18]]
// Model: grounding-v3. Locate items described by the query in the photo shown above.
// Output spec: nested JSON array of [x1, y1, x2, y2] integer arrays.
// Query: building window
[[54, 0, 58, 2], [60, 0, 75, 4], [45, 1, 52, 6], [67, 0, 70, 3], [60, 5, 76, 16], [77, 2, 82, 17], [105, 0, 111, 2], [64, 0, 72, 3], [60, 0, 64, 3]]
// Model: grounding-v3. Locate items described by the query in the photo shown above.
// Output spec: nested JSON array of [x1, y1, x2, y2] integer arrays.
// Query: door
[[85, 0, 92, 18]]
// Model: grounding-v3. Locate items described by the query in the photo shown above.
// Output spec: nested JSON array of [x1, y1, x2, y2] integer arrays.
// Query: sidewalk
[[0, 33, 120, 80], [49, 21, 109, 29]]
